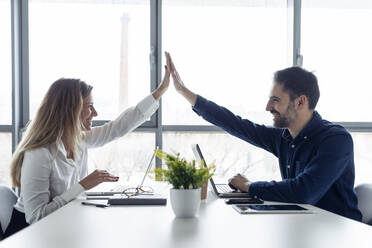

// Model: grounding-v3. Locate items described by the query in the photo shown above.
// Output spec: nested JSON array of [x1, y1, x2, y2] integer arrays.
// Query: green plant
[[154, 149, 215, 189]]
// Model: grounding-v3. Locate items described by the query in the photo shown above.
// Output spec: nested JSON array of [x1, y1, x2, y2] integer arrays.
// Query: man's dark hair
[[274, 67, 320, 110]]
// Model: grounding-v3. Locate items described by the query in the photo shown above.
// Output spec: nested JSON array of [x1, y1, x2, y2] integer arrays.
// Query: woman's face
[[80, 93, 98, 130]]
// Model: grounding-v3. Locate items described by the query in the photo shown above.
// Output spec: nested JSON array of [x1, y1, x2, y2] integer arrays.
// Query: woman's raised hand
[[152, 57, 171, 101]]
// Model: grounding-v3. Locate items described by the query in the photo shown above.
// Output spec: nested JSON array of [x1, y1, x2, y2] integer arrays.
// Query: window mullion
[[11, 0, 29, 152], [152, 0, 162, 168], [287, 0, 302, 66]]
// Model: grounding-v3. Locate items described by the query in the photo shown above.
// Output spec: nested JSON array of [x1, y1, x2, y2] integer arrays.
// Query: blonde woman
[[3, 66, 170, 238]]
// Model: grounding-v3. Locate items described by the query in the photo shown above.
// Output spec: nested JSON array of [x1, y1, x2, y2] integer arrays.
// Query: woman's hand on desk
[[79, 169, 119, 190]]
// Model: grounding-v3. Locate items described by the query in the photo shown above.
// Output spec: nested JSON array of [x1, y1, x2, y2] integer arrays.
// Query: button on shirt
[[192, 95, 362, 221], [14, 94, 159, 224]]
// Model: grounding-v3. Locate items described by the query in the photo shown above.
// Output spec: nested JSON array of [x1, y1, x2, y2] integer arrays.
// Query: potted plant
[[154, 149, 215, 218]]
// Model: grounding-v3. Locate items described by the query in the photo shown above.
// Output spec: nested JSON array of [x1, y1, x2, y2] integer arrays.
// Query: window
[[0, 0, 12, 124], [163, 132, 280, 182], [302, 0, 372, 122], [29, 0, 151, 120], [0, 133, 12, 185], [4, 0, 372, 190], [352, 133, 372, 185], [88, 132, 155, 184], [162, 0, 288, 125]]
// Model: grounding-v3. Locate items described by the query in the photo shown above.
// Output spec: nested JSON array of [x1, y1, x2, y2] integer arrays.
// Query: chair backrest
[[355, 183, 372, 225], [0, 185, 18, 233]]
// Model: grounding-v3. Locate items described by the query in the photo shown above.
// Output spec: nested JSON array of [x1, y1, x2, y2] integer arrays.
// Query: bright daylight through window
[[162, 1, 288, 125], [1, 0, 372, 187], [29, 0, 151, 120], [0, 0, 12, 124], [302, 0, 372, 122], [28, 0, 152, 180], [0, 0, 12, 186], [161, 0, 287, 181]]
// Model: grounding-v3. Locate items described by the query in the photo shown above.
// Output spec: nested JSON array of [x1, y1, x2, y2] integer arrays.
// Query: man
[[165, 52, 362, 221]]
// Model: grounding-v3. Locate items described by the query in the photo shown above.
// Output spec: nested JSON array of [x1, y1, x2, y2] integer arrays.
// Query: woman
[[3, 63, 170, 238]]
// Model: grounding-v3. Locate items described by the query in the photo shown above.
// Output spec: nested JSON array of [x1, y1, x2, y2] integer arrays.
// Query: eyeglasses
[[121, 186, 154, 197]]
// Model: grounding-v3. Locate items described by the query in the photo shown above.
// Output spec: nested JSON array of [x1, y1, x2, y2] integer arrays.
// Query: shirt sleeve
[[21, 150, 85, 224], [84, 94, 159, 148], [248, 133, 353, 204], [192, 95, 282, 156]]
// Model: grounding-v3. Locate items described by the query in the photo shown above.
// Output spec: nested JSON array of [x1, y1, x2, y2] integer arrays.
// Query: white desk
[[1, 191, 372, 248]]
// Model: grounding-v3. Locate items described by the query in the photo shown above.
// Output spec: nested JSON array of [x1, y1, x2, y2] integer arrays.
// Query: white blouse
[[14, 94, 159, 224]]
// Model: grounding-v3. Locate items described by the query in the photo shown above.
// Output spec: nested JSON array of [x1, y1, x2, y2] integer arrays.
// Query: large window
[[162, 1, 288, 125], [2, 0, 372, 188], [0, 0, 12, 125], [302, 0, 372, 122], [29, 0, 151, 120]]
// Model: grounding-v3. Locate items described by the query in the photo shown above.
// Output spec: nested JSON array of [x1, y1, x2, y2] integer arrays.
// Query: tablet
[[233, 204, 311, 214]]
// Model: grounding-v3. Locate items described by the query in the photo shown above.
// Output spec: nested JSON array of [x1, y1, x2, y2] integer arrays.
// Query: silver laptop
[[192, 144, 250, 198], [86, 150, 156, 197]]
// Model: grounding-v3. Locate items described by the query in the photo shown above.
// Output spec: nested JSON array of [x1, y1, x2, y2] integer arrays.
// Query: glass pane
[[88, 132, 155, 185], [29, 0, 150, 120], [0, 133, 12, 186], [0, 0, 12, 124], [163, 132, 280, 182], [352, 133, 372, 185], [302, 0, 372, 122], [162, 1, 288, 125]]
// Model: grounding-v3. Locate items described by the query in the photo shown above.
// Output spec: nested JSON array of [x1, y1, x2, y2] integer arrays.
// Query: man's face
[[266, 82, 297, 128], [80, 93, 98, 131]]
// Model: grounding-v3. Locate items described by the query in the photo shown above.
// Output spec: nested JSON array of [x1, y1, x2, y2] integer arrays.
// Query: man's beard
[[272, 102, 296, 128]]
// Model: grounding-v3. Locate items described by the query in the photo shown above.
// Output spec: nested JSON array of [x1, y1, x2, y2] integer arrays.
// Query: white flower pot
[[170, 188, 201, 218]]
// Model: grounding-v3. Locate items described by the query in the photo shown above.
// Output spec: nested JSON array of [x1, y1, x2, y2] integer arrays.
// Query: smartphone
[[224, 198, 264, 204]]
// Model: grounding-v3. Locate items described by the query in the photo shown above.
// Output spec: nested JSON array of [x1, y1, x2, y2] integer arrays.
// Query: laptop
[[86, 150, 156, 197], [191, 144, 251, 198]]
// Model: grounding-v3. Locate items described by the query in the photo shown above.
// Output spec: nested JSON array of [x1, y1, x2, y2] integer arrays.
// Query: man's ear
[[295, 95, 308, 110]]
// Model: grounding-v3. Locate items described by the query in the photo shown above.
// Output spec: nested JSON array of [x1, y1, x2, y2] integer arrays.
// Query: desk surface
[[1, 191, 372, 248]]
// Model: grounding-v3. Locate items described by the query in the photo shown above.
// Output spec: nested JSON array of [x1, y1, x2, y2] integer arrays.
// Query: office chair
[[0, 185, 18, 240], [355, 183, 372, 225]]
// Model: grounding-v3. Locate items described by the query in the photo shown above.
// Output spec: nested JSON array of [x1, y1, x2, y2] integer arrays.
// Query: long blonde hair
[[10, 78, 93, 187]]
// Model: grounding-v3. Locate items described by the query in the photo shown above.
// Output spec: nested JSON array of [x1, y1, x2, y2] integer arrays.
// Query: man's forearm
[[178, 86, 197, 106]]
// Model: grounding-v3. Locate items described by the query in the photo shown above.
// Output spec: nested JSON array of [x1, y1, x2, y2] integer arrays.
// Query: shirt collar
[[57, 140, 77, 163], [281, 111, 322, 141]]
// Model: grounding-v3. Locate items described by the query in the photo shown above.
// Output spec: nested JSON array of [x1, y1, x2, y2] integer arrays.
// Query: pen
[[81, 201, 109, 208]]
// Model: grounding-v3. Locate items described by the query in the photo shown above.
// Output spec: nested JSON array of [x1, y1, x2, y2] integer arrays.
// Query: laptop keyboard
[[216, 184, 234, 193]]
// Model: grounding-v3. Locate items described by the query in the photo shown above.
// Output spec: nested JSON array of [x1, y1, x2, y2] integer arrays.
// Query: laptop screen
[[137, 150, 156, 189], [191, 144, 220, 194]]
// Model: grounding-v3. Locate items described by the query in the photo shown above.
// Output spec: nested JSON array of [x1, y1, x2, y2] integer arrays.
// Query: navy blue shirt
[[193, 95, 362, 221]]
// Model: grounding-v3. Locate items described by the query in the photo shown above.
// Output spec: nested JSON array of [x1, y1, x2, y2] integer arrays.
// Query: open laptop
[[192, 144, 251, 198], [86, 150, 156, 197]]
